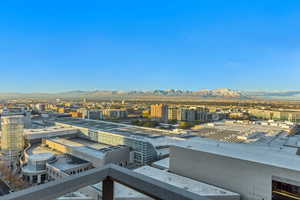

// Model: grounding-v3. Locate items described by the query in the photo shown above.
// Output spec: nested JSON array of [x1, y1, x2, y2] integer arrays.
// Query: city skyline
[[2, 2, 300, 200], [1, 0, 300, 92]]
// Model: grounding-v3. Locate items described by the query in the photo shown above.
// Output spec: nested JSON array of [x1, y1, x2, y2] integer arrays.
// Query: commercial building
[[196, 110, 209, 122], [176, 108, 187, 121], [150, 104, 168, 122], [103, 109, 128, 119], [21, 135, 128, 184], [186, 109, 196, 121], [22, 150, 92, 185], [1, 115, 25, 155], [43, 137, 130, 167], [0, 107, 32, 128], [80, 109, 104, 120], [168, 107, 178, 121], [22, 152, 57, 184], [176, 107, 221, 122], [54, 118, 182, 165], [169, 138, 300, 200], [191, 120, 292, 143], [24, 126, 79, 142], [249, 109, 300, 122]]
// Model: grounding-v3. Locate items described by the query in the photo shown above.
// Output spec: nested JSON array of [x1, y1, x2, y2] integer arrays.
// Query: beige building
[[1, 115, 25, 153], [249, 109, 300, 122], [150, 104, 168, 121], [167, 107, 178, 121]]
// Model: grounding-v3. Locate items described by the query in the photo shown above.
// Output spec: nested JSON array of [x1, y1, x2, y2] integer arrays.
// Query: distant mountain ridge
[[0, 88, 246, 99], [0, 89, 300, 100]]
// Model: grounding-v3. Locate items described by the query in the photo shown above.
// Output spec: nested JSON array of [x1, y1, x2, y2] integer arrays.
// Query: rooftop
[[49, 155, 90, 171], [55, 118, 182, 139], [175, 137, 300, 172], [27, 143, 62, 155], [24, 126, 79, 140], [152, 158, 169, 170], [29, 153, 55, 162], [46, 137, 126, 162], [25, 144, 90, 172], [190, 120, 291, 143], [112, 166, 239, 199]]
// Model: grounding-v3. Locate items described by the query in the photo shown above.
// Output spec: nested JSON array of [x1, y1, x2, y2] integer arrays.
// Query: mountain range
[[1, 88, 300, 100]]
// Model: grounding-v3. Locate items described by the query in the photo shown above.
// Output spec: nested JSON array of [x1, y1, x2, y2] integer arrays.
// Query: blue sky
[[1, 0, 300, 92]]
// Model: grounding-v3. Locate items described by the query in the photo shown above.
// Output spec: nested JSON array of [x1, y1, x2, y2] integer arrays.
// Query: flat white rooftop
[[112, 166, 239, 199], [25, 144, 90, 172], [175, 137, 300, 172], [24, 126, 78, 140], [55, 118, 186, 139], [152, 157, 169, 170], [29, 153, 55, 162], [48, 138, 107, 159], [49, 155, 90, 171]]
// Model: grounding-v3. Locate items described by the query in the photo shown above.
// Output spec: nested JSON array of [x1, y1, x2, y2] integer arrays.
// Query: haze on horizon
[[1, 0, 300, 93]]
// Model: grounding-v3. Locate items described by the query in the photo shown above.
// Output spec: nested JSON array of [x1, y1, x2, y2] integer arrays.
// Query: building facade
[[169, 142, 300, 200], [1, 115, 25, 154], [150, 104, 168, 122]]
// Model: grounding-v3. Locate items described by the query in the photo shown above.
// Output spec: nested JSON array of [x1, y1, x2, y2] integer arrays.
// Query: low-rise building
[[43, 137, 130, 168], [55, 118, 183, 165]]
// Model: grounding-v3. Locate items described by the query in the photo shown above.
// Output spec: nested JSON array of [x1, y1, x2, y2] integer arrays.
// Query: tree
[[178, 121, 193, 129]]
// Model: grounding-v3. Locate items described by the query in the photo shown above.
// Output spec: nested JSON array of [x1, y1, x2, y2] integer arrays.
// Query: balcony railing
[[2, 164, 209, 200]]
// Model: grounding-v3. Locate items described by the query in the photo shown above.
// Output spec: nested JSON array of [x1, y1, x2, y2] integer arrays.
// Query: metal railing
[[2, 164, 209, 200]]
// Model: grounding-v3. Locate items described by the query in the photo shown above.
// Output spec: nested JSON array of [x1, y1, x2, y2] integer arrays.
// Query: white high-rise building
[[1, 115, 25, 154]]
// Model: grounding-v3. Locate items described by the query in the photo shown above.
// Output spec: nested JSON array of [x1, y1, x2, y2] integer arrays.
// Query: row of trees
[[131, 120, 159, 128]]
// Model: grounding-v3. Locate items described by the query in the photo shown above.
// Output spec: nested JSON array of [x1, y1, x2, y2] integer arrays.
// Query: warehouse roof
[[55, 118, 182, 139], [175, 137, 300, 172]]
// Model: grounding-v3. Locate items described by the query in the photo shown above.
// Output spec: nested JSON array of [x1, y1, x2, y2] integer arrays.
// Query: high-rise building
[[177, 108, 196, 122], [103, 109, 128, 119], [177, 108, 188, 121], [150, 104, 168, 122], [195, 110, 208, 122], [186, 109, 196, 122], [1, 115, 25, 154], [168, 107, 178, 121], [0, 107, 32, 128], [80, 109, 104, 120]]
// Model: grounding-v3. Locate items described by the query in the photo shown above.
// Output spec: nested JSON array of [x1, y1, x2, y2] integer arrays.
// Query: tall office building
[[168, 107, 178, 121], [150, 104, 168, 122], [1, 115, 25, 154], [80, 108, 104, 120], [103, 109, 128, 119], [177, 108, 188, 121], [177, 108, 196, 122]]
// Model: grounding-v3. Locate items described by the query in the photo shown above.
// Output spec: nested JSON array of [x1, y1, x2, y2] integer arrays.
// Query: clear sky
[[1, 0, 300, 92]]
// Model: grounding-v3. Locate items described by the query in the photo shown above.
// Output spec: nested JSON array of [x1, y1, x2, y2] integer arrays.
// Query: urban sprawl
[[1, 98, 300, 200]]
